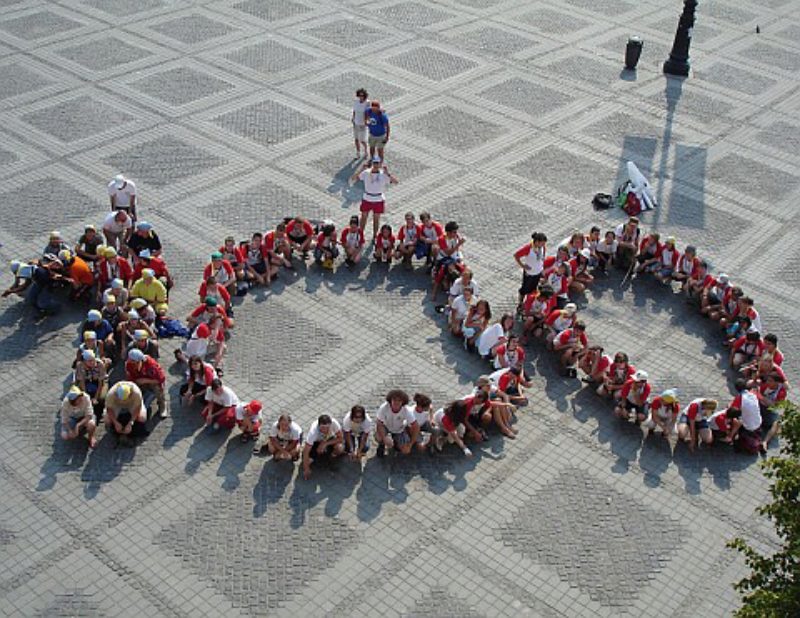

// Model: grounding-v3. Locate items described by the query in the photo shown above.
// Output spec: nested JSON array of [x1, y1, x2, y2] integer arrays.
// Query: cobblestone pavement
[[1, 0, 799, 616]]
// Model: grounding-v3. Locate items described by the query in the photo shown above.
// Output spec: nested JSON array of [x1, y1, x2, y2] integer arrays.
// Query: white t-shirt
[[740, 391, 762, 431], [204, 385, 239, 407], [103, 211, 133, 234], [449, 278, 479, 299], [488, 368, 510, 386], [477, 323, 505, 357], [352, 99, 369, 126], [235, 403, 262, 423], [451, 295, 472, 321], [342, 411, 374, 435], [410, 405, 431, 427], [108, 179, 136, 207], [519, 244, 545, 275], [185, 337, 209, 359], [306, 418, 342, 444], [269, 419, 302, 442], [376, 401, 416, 434], [359, 169, 390, 202], [596, 239, 618, 255]]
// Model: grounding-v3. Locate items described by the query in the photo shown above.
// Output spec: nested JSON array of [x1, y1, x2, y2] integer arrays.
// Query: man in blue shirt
[[366, 100, 390, 162]]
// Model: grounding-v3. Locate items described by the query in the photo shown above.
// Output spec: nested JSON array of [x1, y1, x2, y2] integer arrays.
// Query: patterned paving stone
[[157, 497, 359, 612], [150, 14, 235, 45], [306, 71, 406, 106], [302, 19, 385, 49], [224, 39, 314, 74], [511, 146, 608, 198], [0, 63, 52, 100], [702, 1, 757, 24], [102, 135, 226, 188], [755, 121, 800, 156], [448, 26, 536, 57], [649, 88, 735, 125], [518, 8, 591, 35], [375, 1, 454, 28], [233, 0, 312, 22], [544, 55, 619, 87], [56, 37, 153, 72], [405, 106, 504, 151], [708, 153, 799, 201], [738, 41, 800, 72], [388, 46, 477, 82], [131, 67, 234, 106], [0, 10, 81, 40], [404, 588, 484, 617], [478, 78, 571, 117], [499, 469, 682, 606], [35, 590, 101, 617], [21, 96, 135, 143], [81, 0, 164, 15], [0, 179, 102, 241], [214, 99, 323, 146], [698, 62, 778, 97], [564, 0, 634, 16], [0, 147, 18, 167]]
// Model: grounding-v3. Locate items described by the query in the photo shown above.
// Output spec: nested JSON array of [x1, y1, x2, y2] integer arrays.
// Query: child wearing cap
[[653, 236, 679, 282], [125, 349, 167, 418], [128, 297, 156, 325], [614, 370, 651, 423], [96, 247, 134, 294], [60, 387, 97, 448], [236, 400, 263, 443], [130, 268, 169, 315], [198, 274, 232, 317], [126, 328, 160, 361], [101, 293, 124, 330], [76, 330, 112, 370], [340, 216, 366, 266], [82, 309, 116, 353], [642, 390, 680, 438], [203, 251, 236, 297]]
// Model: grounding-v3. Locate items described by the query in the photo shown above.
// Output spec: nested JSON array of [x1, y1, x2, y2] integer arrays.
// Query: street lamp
[[663, 0, 698, 77]]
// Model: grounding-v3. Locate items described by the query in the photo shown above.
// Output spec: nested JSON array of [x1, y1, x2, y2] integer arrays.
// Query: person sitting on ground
[[375, 389, 418, 457], [74, 349, 107, 420], [634, 232, 661, 274], [42, 230, 69, 257], [552, 321, 588, 378], [723, 315, 752, 348], [342, 405, 373, 460], [725, 379, 763, 452], [130, 268, 168, 315], [198, 274, 232, 317], [642, 389, 679, 439], [82, 309, 116, 356], [56, 249, 94, 300], [595, 230, 617, 273], [570, 249, 594, 293], [60, 386, 97, 448], [544, 303, 577, 346], [730, 330, 764, 370], [126, 328, 160, 361], [101, 293, 125, 331], [472, 376, 519, 437], [708, 407, 739, 444], [242, 232, 275, 286], [104, 381, 149, 446], [74, 224, 103, 266], [132, 249, 172, 290], [26, 256, 70, 315], [417, 212, 444, 267], [585, 226, 601, 267], [543, 262, 571, 309], [125, 348, 167, 419], [614, 217, 640, 269], [431, 221, 465, 299], [438, 268, 478, 315], [559, 231, 585, 258], [761, 333, 784, 367], [494, 335, 531, 381], [676, 397, 718, 452], [286, 216, 315, 259], [686, 260, 714, 302], [462, 299, 491, 351], [474, 374, 512, 407], [203, 252, 236, 298], [715, 285, 743, 326], [597, 351, 636, 398], [701, 272, 731, 316], [477, 313, 515, 362], [236, 400, 263, 443], [104, 277, 130, 309], [187, 296, 232, 332], [340, 215, 366, 266], [373, 223, 395, 264], [449, 285, 475, 337], [759, 373, 789, 452], [672, 245, 697, 290], [651, 236, 680, 283], [520, 285, 556, 343], [96, 247, 133, 297], [409, 393, 434, 451], [180, 355, 217, 407], [128, 297, 156, 326], [431, 400, 472, 456], [2, 260, 35, 298], [489, 366, 527, 413], [578, 345, 611, 385], [314, 222, 339, 269], [395, 212, 421, 267], [735, 296, 763, 333], [264, 223, 293, 270], [746, 354, 787, 390], [302, 414, 344, 479], [117, 309, 157, 356], [201, 378, 239, 430], [614, 369, 651, 423], [462, 390, 493, 443], [175, 322, 211, 364], [219, 236, 247, 295], [126, 221, 162, 258], [76, 330, 112, 371], [263, 413, 303, 459]]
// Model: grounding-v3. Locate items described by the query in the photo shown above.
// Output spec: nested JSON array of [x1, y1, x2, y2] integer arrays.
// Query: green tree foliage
[[729, 400, 800, 616]]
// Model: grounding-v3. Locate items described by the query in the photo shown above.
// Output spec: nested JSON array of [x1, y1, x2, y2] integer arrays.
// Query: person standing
[[514, 232, 547, 313], [351, 88, 370, 158], [365, 100, 390, 162], [350, 157, 398, 241], [109, 174, 137, 220]]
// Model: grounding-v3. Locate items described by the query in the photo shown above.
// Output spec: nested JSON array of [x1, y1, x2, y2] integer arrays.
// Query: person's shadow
[[37, 417, 90, 491], [252, 459, 295, 518], [327, 159, 364, 207], [184, 425, 230, 475], [216, 437, 254, 491], [288, 456, 360, 527]]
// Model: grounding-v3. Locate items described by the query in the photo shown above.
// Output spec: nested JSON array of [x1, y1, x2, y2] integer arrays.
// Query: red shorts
[[360, 200, 384, 214], [202, 405, 236, 429]]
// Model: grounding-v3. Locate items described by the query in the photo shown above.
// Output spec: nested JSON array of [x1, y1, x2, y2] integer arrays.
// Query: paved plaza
[[1, 0, 799, 615]]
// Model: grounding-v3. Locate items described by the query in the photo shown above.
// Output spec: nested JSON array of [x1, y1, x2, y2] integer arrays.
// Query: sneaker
[[159, 407, 169, 419], [434, 435, 444, 452], [376, 443, 386, 458]]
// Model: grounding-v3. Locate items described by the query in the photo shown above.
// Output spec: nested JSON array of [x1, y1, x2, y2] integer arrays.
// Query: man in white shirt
[[351, 88, 369, 158], [375, 389, 419, 457], [201, 378, 239, 430], [108, 174, 137, 220], [349, 157, 398, 240], [302, 414, 344, 479], [102, 210, 133, 253]]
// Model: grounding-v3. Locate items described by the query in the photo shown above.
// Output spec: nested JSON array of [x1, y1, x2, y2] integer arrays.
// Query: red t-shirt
[[376, 233, 396, 251], [420, 221, 444, 242], [198, 281, 231, 306], [555, 328, 588, 348], [286, 220, 314, 239], [496, 345, 525, 368], [620, 378, 650, 403], [397, 224, 421, 245], [132, 257, 169, 281], [340, 227, 365, 248], [732, 336, 765, 357], [316, 232, 337, 249], [523, 292, 556, 317], [125, 356, 165, 385], [497, 370, 519, 393], [263, 230, 290, 253], [97, 257, 133, 287]]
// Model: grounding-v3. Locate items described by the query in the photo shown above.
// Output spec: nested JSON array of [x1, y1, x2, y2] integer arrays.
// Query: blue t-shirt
[[366, 110, 389, 137]]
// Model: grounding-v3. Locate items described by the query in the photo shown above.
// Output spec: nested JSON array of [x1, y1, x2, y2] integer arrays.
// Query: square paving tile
[[563, 0, 634, 16], [150, 14, 235, 45], [214, 100, 323, 146], [405, 105, 503, 151], [307, 71, 405, 106], [479, 78, 571, 117], [375, 1, 454, 28], [0, 10, 82, 40], [223, 40, 314, 74], [233, 0, 312, 21], [21, 95, 135, 143], [698, 62, 777, 97], [449, 26, 536, 56], [389, 46, 476, 81], [81, 0, 164, 15], [755, 121, 800, 156], [102, 135, 226, 188], [518, 8, 591, 34], [57, 36, 153, 72], [738, 41, 800, 72], [302, 19, 385, 48], [708, 153, 799, 202], [511, 146, 608, 198], [131, 67, 234, 106], [0, 63, 52, 100]]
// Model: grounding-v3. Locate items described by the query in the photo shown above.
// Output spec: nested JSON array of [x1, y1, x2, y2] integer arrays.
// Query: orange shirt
[[70, 257, 94, 286]]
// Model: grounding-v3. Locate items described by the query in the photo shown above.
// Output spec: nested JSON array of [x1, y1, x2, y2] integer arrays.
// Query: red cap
[[196, 323, 210, 338], [247, 400, 262, 414]]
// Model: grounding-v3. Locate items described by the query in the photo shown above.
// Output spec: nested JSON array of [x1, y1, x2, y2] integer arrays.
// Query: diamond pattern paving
[[22, 96, 134, 143], [150, 14, 235, 45], [214, 99, 323, 146], [131, 67, 234, 106], [375, 2, 453, 28], [57, 37, 152, 72], [307, 71, 406, 105], [0, 11, 81, 40], [405, 106, 504, 151], [389, 46, 476, 82], [512, 146, 609, 198], [302, 19, 385, 48], [0, 63, 52, 100], [708, 153, 799, 201], [404, 588, 484, 618], [224, 39, 314, 74], [499, 469, 681, 606], [81, 0, 164, 15], [234, 0, 312, 22], [479, 78, 571, 117], [449, 26, 536, 56]]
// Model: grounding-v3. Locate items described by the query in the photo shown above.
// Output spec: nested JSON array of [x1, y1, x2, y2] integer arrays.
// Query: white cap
[[633, 370, 648, 381], [114, 174, 125, 189]]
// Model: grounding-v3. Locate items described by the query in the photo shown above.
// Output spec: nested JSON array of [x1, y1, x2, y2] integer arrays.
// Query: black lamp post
[[663, 0, 698, 77]]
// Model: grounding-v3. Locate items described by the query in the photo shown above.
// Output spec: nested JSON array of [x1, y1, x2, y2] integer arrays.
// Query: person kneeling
[[105, 382, 149, 446], [676, 398, 718, 452], [60, 386, 97, 449]]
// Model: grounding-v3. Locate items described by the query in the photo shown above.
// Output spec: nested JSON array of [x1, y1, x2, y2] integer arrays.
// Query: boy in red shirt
[[286, 217, 315, 258], [520, 285, 556, 342], [125, 348, 167, 418]]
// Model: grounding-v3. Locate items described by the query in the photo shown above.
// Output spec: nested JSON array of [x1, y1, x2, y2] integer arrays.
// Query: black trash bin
[[625, 36, 643, 70]]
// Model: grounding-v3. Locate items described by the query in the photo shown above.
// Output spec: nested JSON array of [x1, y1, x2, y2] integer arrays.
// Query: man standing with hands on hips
[[514, 232, 547, 315], [365, 100, 390, 163]]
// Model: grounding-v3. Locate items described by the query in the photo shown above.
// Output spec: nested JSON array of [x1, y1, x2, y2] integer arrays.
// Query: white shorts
[[353, 124, 367, 142]]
